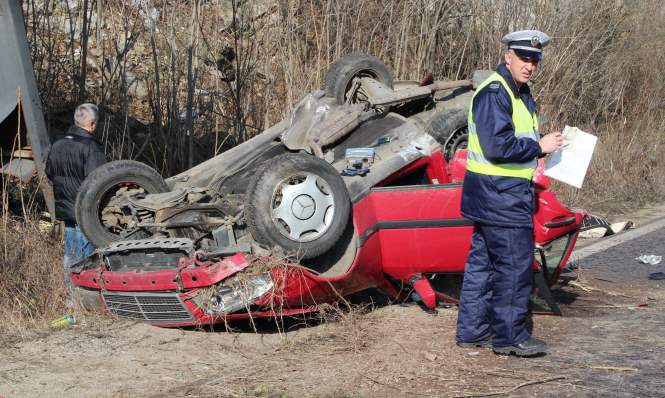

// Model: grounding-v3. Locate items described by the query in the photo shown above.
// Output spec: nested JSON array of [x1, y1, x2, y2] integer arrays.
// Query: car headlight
[[193, 273, 274, 315]]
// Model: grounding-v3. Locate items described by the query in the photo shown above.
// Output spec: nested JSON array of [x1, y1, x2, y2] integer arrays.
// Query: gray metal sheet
[[0, 0, 55, 217], [0, 158, 35, 182]]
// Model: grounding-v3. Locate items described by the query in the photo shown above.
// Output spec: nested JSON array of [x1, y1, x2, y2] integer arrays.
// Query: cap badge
[[531, 36, 541, 47]]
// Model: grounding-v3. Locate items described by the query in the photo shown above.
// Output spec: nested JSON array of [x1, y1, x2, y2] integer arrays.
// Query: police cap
[[501, 30, 550, 61]]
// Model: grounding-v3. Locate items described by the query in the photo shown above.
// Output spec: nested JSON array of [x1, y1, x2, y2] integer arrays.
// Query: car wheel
[[245, 153, 351, 259], [426, 108, 469, 161], [324, 53, 394, 105], [75, 160, 169, 248]]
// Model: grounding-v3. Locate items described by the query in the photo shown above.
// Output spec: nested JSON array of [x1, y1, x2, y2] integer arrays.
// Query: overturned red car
[[70, 54, 583, 326]]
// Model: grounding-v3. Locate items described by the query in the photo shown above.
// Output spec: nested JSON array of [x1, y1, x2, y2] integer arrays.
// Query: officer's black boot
[[493, 337, 547, 357], [456, 336, 493, 349]]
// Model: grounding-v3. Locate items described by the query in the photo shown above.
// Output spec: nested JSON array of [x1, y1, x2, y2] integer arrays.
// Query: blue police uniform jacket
[[460, 63, 543, 227]]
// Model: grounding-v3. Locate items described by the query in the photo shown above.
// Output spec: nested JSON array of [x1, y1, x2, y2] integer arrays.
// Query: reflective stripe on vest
[[466, 72, 539, 180]]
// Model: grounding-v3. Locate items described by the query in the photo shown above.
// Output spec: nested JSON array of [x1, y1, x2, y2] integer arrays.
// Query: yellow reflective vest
[[466, 72, 539, 180]]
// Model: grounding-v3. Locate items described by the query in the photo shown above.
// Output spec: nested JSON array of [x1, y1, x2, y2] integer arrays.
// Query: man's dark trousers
[[456, 224, 534, 347]]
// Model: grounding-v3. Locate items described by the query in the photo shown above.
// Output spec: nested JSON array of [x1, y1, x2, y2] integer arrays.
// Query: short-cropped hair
[[74, 103, 99, 127]]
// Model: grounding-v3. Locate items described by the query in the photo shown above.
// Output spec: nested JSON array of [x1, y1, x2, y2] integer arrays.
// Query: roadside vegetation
[[2, 0, 665, 335], [0, 185, 64, 336]]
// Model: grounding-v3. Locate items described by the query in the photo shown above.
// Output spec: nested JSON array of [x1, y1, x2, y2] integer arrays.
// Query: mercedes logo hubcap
[[291, 194, 316, 220]]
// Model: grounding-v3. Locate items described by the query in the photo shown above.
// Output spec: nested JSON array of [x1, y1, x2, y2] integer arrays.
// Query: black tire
[[75, 160, 169, 248], [324, 53, 394, 105], [245, 153, 351, 259], [426, 108, 469, 161]]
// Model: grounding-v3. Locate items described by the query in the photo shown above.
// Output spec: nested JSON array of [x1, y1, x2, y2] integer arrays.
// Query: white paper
[[544, 125, 597, 188]]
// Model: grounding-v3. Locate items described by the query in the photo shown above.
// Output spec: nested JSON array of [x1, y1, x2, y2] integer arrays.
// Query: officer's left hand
[[539, 131, 563, 154]]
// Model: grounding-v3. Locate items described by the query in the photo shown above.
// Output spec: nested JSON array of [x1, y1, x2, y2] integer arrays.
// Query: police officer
[[455, 30, 563, 357]]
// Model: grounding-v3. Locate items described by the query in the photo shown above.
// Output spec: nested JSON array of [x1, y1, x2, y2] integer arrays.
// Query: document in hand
[[544, 126, 597, 188]]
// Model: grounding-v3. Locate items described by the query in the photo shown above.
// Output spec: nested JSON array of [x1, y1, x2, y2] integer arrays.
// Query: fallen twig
[[361, 373, 432, 397], [569, 280, 592, 292], [392, 338, 409, 353], [590, 366, 639, 372], [593, 277, 617, 283], [458, 366, 532, 381], [451, 375, 566, 397], [419, 373, 459, 382], [569, 280, 633, 298]]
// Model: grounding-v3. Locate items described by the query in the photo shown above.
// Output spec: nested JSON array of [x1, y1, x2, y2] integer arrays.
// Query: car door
[[357, 153, 473, 281]]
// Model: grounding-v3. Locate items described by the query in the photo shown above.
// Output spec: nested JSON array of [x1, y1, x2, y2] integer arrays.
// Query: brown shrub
[[0, 217, 65, 338]]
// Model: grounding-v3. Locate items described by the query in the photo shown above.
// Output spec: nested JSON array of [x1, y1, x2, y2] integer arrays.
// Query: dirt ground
[[2, 213, 665, 397]]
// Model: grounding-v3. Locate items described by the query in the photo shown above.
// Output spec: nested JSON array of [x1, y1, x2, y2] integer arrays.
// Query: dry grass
[[556, 117, 665, 216], [17, 0, 665, 211], [202, 254, 376, 342], [0, 217, 66, 338], [311, 302, 376, 353], [21, 1, 665, 195]]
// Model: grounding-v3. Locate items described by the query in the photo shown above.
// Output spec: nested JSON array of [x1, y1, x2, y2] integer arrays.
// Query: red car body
[[71, 149, 583, 327]]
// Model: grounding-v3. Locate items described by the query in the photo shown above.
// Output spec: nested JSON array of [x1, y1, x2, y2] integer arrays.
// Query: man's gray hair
[[500, 47, 512, 64], [74, 103, 99, 127]]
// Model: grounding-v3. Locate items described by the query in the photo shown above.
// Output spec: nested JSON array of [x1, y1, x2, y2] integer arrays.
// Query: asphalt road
[[510, 219, 665, 397], [576, 221, 665, 283]]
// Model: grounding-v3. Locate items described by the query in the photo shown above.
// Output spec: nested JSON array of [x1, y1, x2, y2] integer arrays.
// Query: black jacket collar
[[496, 63, 531, 97], [66, 125, 96, 140]]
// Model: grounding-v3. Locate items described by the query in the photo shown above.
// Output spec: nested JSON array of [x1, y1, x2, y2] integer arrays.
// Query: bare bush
[[19, 0, 665, 211], [0, 217, 65, 338]]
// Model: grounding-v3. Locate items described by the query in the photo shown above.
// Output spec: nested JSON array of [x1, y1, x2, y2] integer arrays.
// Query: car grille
[[102, 292, 193, 323]]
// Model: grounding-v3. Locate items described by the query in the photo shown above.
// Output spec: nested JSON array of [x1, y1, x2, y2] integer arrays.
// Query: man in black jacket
[[46, 103, 106, 274]]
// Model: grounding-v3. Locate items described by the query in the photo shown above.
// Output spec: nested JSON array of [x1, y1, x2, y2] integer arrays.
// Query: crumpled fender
[[71, 253, 251, 292]]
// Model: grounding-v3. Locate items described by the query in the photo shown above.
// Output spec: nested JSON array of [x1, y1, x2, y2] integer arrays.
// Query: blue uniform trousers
[[456, 223, 534, 347]]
